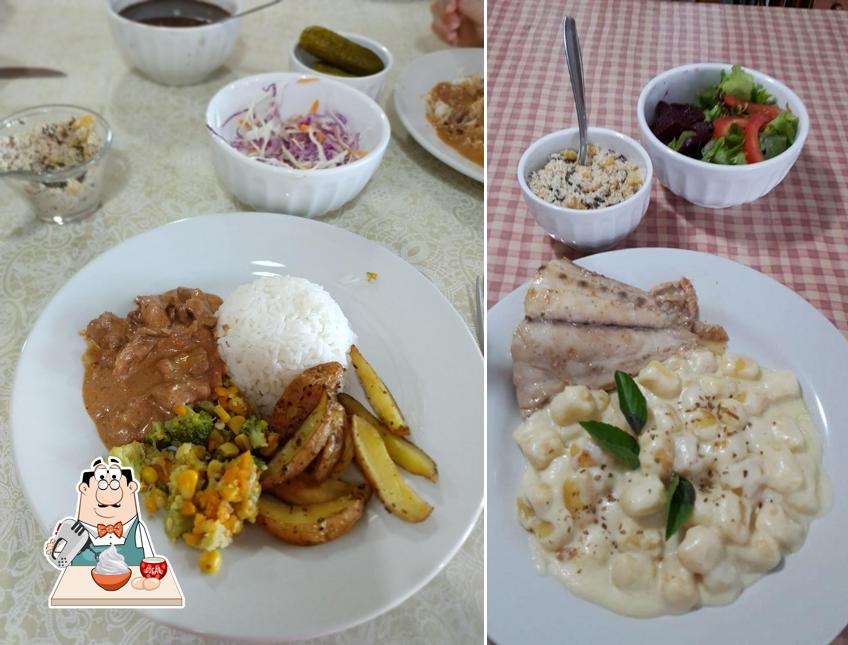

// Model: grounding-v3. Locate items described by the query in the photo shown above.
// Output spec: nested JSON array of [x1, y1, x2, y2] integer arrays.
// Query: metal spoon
[[227, 0, 283, 21], [562, 16, 588, 165]]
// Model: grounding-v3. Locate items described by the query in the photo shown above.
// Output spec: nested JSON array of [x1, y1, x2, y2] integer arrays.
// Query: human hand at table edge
[[431, 0, 484, 48]]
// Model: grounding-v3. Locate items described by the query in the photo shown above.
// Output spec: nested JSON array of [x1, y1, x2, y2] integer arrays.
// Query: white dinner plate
[[393, 48, 483, 183], [487, 248, 848, 645], [12, 213, 483, 640]]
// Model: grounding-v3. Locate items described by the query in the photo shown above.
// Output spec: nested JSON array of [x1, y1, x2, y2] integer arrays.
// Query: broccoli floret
[[164, 506, 194, 541], [242, 417, 269, 449], [146, 407, 215, 448], [109, 441, 146, 477], [146, 421, 169, 449]]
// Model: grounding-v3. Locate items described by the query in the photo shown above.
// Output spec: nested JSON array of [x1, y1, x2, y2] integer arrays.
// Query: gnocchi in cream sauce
[[514, 349, 830, 617]]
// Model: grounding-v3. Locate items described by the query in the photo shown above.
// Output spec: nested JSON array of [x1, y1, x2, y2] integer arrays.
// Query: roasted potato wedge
[[349, 345, 409, 436], [378, 427, 438, 482], [257, 491, 368, 546], [262, 391, 332, 488], [270, 362, 344, 438], [302, 401, 345, 484], [339, 394, 437, 481], [270, 477, 367, 505], [328, 413, 355, 478], [351, 414, 433, 523]]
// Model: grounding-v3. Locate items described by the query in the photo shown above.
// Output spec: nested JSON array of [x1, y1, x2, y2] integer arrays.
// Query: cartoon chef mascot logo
[[44, 456, 183, 608]]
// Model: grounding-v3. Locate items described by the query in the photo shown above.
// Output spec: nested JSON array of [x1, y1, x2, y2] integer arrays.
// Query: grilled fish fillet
[[512, 258, 727, 416]]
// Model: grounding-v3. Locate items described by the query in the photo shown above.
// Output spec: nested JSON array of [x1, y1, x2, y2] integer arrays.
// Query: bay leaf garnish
[[615, 370, 647, 434], [578, 421, 640, 470], [665, 473, 695, 540]]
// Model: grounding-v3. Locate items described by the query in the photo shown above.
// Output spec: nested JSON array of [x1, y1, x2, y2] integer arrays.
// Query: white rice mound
[[216, 275, 356, 415]]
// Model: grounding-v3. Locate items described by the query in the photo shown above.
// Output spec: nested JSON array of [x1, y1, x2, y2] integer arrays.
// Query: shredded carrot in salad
[[215, 83, 366, 170]]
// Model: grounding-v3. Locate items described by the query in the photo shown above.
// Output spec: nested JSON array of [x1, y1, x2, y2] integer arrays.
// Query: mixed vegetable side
[[650, 65, 799, 165]]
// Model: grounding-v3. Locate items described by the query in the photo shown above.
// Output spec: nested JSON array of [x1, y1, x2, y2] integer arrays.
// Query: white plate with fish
[[11, 212, 483, 640], [487, 248, 848, 645], [393, 48, 483, 183]]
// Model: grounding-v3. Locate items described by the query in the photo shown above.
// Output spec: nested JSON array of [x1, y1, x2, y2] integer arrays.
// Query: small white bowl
[[637, 63, 809, 208], [205, 72, 390, 217], [517, 127, 653, 251], [289, 32, 393, 102], [105, 0, 240, 86]]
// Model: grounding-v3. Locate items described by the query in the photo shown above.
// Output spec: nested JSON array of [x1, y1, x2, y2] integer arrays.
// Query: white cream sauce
[[514, 349, 829, 617]]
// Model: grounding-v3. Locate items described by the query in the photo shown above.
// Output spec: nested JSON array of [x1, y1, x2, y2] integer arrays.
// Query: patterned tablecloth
[[486, 0, 848, 337], [487, 2, 847, 642], [0, 1, 483, 642]]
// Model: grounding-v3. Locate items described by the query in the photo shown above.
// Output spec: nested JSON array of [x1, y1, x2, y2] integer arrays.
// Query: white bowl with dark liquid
[[105, 0, 240, 86]]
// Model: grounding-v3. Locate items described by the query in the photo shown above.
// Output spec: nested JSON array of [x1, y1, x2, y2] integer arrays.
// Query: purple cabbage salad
[[214, 82, 367, 170]]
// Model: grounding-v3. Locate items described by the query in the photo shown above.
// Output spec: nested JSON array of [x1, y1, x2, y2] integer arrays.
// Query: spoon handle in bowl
[[562, 16, 588, 165]]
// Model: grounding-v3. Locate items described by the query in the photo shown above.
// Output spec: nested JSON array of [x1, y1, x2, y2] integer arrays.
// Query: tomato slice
[[723, 94, 782, 120], [743, 113, 771, 164], [713, 116, 748, 139]]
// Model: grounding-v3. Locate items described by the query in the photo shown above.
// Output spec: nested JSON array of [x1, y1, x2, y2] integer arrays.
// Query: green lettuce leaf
[[701, 123, 747, 165], [668, 130, 696, 152], [760, 110, 799, 159], [719, 64, 754, 100], [703, 103, 723, 122], [751, 82, 775, 105]]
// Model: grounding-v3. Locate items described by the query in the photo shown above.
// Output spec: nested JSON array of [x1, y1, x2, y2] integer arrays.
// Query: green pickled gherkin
[[311, 61, 355, 77], [299, 26, 384, 77]]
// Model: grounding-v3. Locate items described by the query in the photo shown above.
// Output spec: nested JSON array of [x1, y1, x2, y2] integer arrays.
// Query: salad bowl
[[636, 63, 808, 208], [206, 72, 390, 218]]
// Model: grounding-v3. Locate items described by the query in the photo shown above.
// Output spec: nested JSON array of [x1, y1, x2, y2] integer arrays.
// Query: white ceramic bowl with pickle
[[289, 32, 393, 102], [517, 127, 653, 251]]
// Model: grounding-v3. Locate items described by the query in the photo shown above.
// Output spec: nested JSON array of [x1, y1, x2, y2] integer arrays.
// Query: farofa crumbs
[[528, 145, 643, 210]]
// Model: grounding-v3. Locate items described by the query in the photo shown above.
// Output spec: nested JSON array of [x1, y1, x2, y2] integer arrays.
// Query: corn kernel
[[199, 550, 222, 575], [234, 434, 251, 451], [176, 470, 199, 498], [217, 442, 239, 459], [174, 404, 188, 416], [229, 397, 247, 415], [181, 501, 197, 516], [220, 483, 239, 502], [207, 429, 223, 452], [183, 533, 201, 546], [214, 386, 230, 398], [141, 466, 158, 485], [227, 415, 246, 433], [72, 115, 94, 129], [213, 405, 230, 423]]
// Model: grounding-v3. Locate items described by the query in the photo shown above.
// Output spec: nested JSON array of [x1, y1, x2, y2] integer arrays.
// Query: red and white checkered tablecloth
[[486, 0, 848, 333]]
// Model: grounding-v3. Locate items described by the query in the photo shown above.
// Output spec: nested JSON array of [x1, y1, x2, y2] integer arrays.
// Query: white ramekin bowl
[[105, 0, 240, 86], [205, 72, 391, 218], [289, 33, 393, 102], [517, 127, 653, 251], [637, 63, 809, 209]]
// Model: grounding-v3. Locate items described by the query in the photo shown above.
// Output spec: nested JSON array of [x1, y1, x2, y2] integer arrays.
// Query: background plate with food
[[12, 212, 483, 641], [393, 48, 484, 183], [487, 248, 848, 645]]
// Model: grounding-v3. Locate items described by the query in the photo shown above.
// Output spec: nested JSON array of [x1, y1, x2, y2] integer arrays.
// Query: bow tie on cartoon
[[97, 522, 123, 538]]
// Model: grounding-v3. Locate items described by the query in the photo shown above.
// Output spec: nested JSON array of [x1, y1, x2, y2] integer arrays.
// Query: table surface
[[0, 0, 483, 642], [486, 0, 848, 339], [487, 1, 847, 642], [50, 567, 183, 607]]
